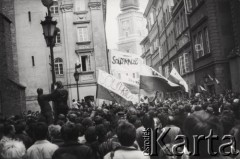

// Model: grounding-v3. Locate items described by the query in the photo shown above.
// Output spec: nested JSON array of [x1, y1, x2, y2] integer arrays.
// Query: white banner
[[97, 70, 138, 103], [109, 50, 142, 87]]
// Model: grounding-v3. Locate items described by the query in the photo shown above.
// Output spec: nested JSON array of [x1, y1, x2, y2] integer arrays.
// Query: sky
[[106, 0, 149, 49]]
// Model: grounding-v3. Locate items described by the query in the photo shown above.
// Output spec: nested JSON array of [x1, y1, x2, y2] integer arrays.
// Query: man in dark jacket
[[37, 88, 53, 125], [48, 81, 69, 122], [52, 122, 94, 159]]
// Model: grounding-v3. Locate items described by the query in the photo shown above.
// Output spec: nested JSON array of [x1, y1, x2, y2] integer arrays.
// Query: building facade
[[0, 0, 26, 116], [117, 0, 147, 55], [15, 0, 108, 111], [229, 0, 240, 93], [141, 0, 195, 95], [141, 0, 237, 95]]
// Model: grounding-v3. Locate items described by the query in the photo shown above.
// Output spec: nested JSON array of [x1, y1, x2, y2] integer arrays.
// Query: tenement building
[[15, 0, 108, 110], [0, 0, 26, 115], [141, 0, 238, 95]]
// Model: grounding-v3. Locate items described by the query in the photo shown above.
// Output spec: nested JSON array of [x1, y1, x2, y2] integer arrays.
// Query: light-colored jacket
[[27, 140, 58, 159]]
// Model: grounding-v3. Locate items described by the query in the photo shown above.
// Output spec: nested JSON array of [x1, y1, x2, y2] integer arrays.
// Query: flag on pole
[[97, 70, 138, 104], [199, 85, 207, 92], [140, 65, 180, 93], [208, 74, 214, 81], [169, 67, 189, 92], [215, 78, 220, 85]]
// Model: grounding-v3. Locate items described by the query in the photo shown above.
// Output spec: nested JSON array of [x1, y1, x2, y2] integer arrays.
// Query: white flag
[[199, 85, 207, 92], [215, 78, 220, 85], [208, 74, 214, 81], [169, 67, 189, 92]]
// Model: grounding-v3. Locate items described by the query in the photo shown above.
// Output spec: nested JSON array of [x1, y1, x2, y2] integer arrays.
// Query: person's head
[[34, 122, 48, 140], [48, 124, 61, 140], [55, 81, 63, 89], [61, 122, 79, 142], [184, 110, 223, 157], [117, 121, 136, 146], [85, 126, 97, 143], [1, 140, 26, 159], [94, 116, 103, 125], [14, 120, 26, 134], [96, 124, 107, 142], [75, 123, 85, 136], [82, 117, 93, 129], [58, 114, 66, 122], [37, 88, 43, 95], [3, 123, 15, 137], [68, 113, 77, 123], [142, 113, 154, 129], [72, 99, 75, 102]]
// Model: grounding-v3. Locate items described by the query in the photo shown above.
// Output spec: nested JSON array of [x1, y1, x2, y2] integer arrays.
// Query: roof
[[8, 79, 26, 89]]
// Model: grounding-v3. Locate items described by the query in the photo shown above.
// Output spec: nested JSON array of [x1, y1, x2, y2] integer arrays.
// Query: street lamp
[[40, 0, 58, 92], [74, 64, 81, 102]]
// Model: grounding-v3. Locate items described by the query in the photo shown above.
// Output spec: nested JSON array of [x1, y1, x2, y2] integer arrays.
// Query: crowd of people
[[0, 84, 240, 159]]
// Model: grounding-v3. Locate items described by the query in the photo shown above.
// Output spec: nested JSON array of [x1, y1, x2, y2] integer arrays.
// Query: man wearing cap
[[45, 81, 69, 122]]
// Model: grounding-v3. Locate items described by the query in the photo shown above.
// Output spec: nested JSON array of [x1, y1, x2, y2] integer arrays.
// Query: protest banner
[[97, 70, 138, 104], [109, 50, 142, 93]]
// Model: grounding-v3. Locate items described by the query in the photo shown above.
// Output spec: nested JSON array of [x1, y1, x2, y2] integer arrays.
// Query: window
[[193, 35, 199, 59], [55, 58, 63, 75], [199, 31, 204, 56], [159, 66, 163, 75], [28, 11, 31, 22], [153, 38, 159, 51], [171, 61, 175, 70], [185, 0, 192, 13], [159, 46, 163, 59], [133, 73, 135, 78], [183, 53, 190, 73], [181, 12, 186, 31], [150, 12, 154, 26], [164, 65, 169, 78], [194, 0, 199, 8], [175, 18, 179, 36], [179, 53, 191, 75], [80, 55, 91, 72], [148, 18, 151, 30], [77, 27, 89, 42], [122, 20, 130, 37], [204, 27, 210, 53], [75, 0, 86, 11], [179, 56, 183, 75], [50, 1, 59, 14], [126, 31, 129, 37], [32, 56, 35, 66], [146, 56, 151, 66], [55, 32, 61, 44]]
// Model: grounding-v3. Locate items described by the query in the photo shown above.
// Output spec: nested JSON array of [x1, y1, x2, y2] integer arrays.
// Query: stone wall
[[0, 0, 26, 116]]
